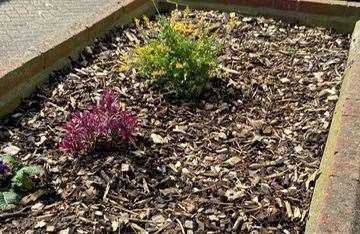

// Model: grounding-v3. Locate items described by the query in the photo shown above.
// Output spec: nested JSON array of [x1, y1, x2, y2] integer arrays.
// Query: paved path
[[0, 0, 119, 70]]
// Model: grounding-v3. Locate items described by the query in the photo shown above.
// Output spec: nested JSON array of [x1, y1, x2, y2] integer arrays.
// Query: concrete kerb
[[305, 20, 360, 233]]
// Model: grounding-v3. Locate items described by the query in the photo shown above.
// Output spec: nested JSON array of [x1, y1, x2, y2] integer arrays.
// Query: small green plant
[[0, 155, 44, 211], [287, 47, 297, 57], [129, 17, 222, 98]]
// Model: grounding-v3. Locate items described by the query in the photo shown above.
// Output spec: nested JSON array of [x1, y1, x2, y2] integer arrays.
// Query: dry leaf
[[224, 156, 241, 166], [150, 133, 168, 144], [2, 145, 20, 155]]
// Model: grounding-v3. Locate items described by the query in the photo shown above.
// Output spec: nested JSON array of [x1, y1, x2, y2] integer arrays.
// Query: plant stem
[[151, 0, 160, 15]]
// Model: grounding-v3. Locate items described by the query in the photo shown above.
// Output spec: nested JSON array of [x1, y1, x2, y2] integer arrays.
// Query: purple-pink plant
[[60, 90, 138, 154]]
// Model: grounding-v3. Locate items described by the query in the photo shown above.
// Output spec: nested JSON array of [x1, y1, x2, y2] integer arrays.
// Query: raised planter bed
[[0, 8, 350, 233]]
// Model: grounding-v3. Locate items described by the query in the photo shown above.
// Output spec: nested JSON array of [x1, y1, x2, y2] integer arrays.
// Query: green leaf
[[0, 155, 20, 186], [0, 154, 21, 170], [2, 190, 19, 204], [0, 189, 20, 210], [11, 170, 33, 191], [11, 165, 44, 192], [18, 165, 45, 177]]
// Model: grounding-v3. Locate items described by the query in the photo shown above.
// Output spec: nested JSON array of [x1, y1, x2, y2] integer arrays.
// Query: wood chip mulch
[[0, 10, 349, 233]]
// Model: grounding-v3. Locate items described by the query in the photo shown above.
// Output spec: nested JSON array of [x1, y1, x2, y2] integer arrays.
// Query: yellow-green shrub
[[129, 17, 222, 98]]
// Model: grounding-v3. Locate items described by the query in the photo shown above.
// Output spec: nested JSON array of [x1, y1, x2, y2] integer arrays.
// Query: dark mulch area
[[0, 10, 349, 233]]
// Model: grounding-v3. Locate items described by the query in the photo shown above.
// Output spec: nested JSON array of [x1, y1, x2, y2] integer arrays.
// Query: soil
[[0, 10, 349, 233]]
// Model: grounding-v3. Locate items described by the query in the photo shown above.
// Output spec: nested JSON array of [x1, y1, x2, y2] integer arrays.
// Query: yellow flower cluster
[[151, 69, 166, 77], [175, 62, 184, 69], [118, 64, 129, 73], [172, 22, 196, 36], [135, 46, 146, 56], [226, 13, 239, 32], [136, 43, 169, 56], [118, 53, 130, 73]]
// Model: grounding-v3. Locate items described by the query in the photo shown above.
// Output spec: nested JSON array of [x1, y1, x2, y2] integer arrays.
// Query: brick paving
[[0, 0, 120, 69]]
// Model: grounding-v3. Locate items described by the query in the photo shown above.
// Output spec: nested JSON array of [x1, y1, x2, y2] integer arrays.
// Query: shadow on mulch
[[0, 0, 10, 5], [162, 77, 244, 106]]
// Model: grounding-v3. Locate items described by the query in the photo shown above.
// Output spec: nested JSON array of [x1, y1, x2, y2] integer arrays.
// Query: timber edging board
[[161, 0, 360, 33]]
